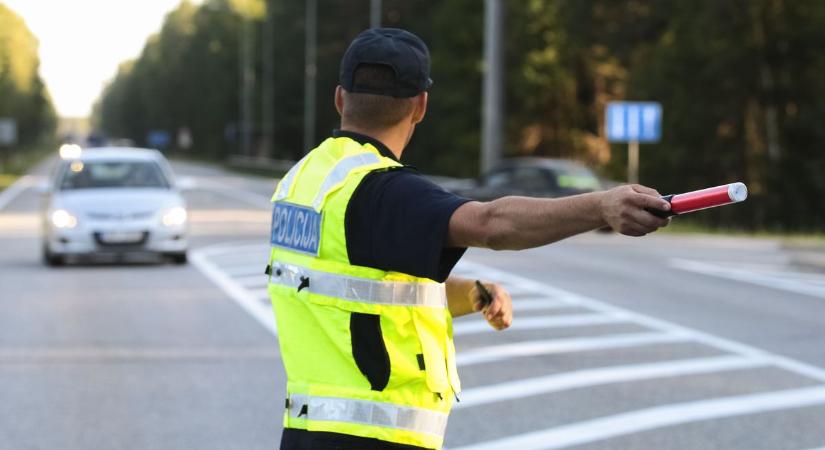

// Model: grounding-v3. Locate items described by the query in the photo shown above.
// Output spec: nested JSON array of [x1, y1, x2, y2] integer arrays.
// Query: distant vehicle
[[451, 157, 605, 201], [41, 147, 188, 266]]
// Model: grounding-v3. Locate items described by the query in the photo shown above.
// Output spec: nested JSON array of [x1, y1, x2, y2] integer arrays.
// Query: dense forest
[[0, 3, 56, 150], [94, 0, 825, 231]]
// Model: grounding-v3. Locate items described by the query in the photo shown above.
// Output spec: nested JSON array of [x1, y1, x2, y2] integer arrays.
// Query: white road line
[[193, 179, 273, 209], [457, 260, 825, 383], [512, 298, 573, 311], [221, 264, 268, 277], [0, 175, 35, 211], [197, 242, 269, 257], [449, 385, 825, 450], [190, 247, 278, 336], [494, 284, 544, 297], [452, 313, 627, 336], [670, 258, 825, 299], [456, 332, 691, 367], [799, 447, 825, 450], [234, 274, 268, 288], [250, 288, 269, 300], [454, 355, 765, 409]]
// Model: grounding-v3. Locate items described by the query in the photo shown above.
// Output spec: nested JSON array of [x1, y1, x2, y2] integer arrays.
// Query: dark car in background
[[451, 157, 605, 201]]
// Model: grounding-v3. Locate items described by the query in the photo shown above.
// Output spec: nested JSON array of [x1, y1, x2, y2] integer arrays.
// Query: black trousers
[[280, 429, 432, 450]]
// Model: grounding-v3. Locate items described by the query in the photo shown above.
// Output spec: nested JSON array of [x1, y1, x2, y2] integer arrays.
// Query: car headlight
[[51, 209, 78, 229], [162, 206, 187, 227]]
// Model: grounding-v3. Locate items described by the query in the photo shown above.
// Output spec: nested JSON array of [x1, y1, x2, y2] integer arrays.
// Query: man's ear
[[335, 86, 345, 116], [411, 92, 428, 124]]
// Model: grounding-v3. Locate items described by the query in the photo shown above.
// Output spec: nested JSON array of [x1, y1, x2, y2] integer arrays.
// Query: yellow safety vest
[[267, 136, 461, 449]]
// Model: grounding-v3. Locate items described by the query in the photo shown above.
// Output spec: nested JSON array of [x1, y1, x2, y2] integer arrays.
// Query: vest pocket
[[349, 312, 391, 391], [412, 310, 450, 395]]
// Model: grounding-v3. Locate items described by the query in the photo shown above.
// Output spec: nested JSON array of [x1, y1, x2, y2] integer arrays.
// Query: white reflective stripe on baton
[[312, 152, 382, 210], [287, 394, 449, 438], [270, 262, 447, 307], [274, 154, 310, 201]]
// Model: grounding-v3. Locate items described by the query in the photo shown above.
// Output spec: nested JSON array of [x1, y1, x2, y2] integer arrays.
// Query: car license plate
[[99, 231, 144, 244]]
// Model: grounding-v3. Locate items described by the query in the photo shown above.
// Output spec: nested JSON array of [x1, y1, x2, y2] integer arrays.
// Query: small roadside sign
[[606, 102, 662, 143], [0, 119, 18, 146], [147, 130, 171, 149], [605, 102, 662, 184]]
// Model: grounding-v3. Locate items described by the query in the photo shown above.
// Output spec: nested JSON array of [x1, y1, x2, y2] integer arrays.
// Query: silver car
[[42, 147, 188, 265]]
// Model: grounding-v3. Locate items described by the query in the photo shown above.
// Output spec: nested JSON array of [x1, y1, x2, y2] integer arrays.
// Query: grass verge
[[661, 219, 825, 246]]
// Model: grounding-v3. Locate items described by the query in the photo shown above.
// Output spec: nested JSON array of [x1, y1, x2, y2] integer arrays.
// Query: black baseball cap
[[339, 28, 432, 98]]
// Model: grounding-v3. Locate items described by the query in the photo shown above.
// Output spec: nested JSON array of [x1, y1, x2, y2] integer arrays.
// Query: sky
[[3, 0, 202, 118]]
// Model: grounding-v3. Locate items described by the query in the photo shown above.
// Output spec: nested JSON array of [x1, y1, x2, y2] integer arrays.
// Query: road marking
[[0, 175, 35, 211], [457, 259, 825, 383], [197, 242, 269, 257], [449, 385, 825, 450], [249, 287, 269, 300], [511, 298, 574, 311], [454, 355, 765, 409], [188, 209, 270, 223], [452, 313, 627, 336], [221, 264, 269, 277], [455, 332, 691, 367], [190, 247, 278, 336], [193, 178, 273, 209], [234, 274, 268, 288], [191, 243, 825, 448], [670, 258, 825, 299], [493, 284, 543, 297]]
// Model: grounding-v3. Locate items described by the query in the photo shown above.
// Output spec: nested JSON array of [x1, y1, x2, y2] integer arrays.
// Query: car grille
[[93, 231, 150, 249], [86, 211, 155, 221]]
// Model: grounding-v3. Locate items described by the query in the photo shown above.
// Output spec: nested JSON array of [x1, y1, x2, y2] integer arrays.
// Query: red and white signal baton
[[648, 182, 748, 218]]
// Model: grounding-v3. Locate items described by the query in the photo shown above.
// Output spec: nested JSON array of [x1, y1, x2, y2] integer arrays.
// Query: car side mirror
[[175, 176, 196, 191]]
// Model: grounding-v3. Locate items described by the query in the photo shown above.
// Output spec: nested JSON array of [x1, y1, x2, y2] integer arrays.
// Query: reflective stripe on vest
[[271, 261, 446, 307], [288, 394, 449, 438], [274, 154, 310, 201], [312, 152, 382, 210]]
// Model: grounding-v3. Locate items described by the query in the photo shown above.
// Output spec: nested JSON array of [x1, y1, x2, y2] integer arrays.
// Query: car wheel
[[43, 245, 65, 267], [169, 252, 188, 265]]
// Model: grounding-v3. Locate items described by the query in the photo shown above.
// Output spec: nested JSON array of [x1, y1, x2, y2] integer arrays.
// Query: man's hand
[[599, 184, 671, 236], [471, 282, 512, 331]]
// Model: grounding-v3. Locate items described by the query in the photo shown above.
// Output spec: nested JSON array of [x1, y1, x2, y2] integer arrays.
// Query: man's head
[[335, 28, 431, 138]]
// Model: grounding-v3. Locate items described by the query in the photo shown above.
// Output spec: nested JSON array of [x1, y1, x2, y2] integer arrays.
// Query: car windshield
[[58, 160, 170, 190]]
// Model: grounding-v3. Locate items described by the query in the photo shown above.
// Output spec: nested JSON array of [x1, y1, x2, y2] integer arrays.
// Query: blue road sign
[[147, 130, 171, 149], [606, 101, 662, 143]]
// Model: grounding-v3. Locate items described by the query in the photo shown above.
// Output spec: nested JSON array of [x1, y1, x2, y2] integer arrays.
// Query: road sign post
[[0, 118, 18, 174], [606, 102, 662, 184], [628, 140, 639, 184]]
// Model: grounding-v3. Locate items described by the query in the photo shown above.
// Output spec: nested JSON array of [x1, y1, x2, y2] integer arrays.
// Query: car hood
[[50, 188, 184, 215]]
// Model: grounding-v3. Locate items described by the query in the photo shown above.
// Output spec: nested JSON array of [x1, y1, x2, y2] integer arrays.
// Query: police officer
[[268, 28, 671, 450]]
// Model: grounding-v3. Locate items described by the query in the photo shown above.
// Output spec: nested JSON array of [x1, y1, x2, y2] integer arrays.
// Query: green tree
[[0, 2, 56, 150]]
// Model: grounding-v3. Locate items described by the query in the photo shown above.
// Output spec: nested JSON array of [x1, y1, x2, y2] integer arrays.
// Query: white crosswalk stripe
[[453, 313, 627, 336], [455, 332, 691, 367], [671, 258, 825, 299], [455, 355, 766, 409], [449, 386, 825, 450]]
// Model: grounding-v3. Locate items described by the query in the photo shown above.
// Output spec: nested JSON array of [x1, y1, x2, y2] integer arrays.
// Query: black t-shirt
[[336, 130, 470, 282]]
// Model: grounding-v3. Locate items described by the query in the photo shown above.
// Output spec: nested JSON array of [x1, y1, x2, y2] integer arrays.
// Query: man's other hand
[[599, 184, 671, 236], [471, 282, 512, 331]]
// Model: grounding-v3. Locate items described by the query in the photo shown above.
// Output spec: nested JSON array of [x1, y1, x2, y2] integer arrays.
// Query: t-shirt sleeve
[[345, 169, 471, 282]]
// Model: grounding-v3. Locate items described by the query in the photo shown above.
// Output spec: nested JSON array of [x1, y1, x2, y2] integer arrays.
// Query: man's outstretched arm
[[447, 184, 672, 250]]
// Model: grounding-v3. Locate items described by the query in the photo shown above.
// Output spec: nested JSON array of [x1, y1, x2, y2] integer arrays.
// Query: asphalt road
[[3, 159, 825, 450]]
